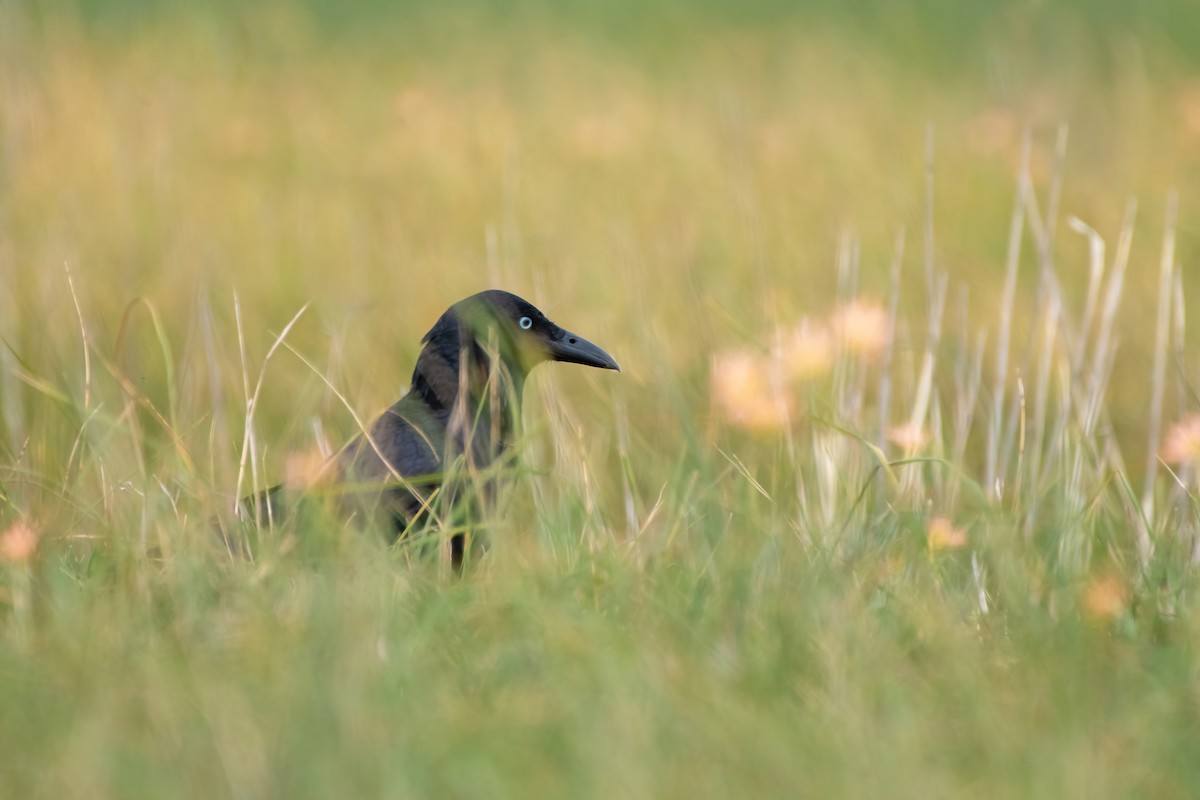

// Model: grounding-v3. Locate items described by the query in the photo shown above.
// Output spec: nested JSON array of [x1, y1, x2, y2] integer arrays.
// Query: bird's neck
[[410, 325, 527, 423]]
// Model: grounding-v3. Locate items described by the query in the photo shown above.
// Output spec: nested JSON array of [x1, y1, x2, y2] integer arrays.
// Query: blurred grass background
[[3, 1, 1200, 797]]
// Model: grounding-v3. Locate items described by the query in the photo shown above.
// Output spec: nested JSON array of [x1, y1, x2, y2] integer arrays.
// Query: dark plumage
[[242, 290, 619, 566]]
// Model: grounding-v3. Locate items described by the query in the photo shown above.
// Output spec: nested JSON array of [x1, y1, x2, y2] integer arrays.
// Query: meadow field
[[3, 1, 1200, 796]]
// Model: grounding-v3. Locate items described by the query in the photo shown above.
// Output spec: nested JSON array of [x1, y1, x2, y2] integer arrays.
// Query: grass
[[3, 2, 1200, 797]]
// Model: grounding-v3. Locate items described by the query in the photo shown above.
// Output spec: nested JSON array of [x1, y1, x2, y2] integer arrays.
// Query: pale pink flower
[[711, 348, 792, 432], [285, 450, 334, 492], [1083, 575, 1128, 621], [1179, 84, 1200, 138], [0, 521, 38, 564], [966, 108, 1017, 156], [887, 422, 930, 452], [831, 300, 890, 356], [1161, 414, 1200, 466], [773, 320, 833, 381]]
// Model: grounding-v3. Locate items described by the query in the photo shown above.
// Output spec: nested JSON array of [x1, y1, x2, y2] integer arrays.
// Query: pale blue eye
[[519, 316, 533, 330]]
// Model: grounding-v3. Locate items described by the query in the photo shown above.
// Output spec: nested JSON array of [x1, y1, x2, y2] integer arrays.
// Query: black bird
[[243, 290, 619, 566]]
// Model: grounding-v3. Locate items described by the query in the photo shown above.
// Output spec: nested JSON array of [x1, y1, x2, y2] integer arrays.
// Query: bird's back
[[337, 374, 518, 537]]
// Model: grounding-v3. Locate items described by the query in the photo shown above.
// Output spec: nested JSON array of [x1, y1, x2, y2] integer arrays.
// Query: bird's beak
[[548, 330, 621, 371]]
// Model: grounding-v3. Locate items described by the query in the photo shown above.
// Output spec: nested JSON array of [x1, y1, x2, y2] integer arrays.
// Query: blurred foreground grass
[[3, 2, 1200, 797]]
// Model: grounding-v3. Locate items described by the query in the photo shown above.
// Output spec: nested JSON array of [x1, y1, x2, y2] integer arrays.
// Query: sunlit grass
[[3, 4, 1200, 798]]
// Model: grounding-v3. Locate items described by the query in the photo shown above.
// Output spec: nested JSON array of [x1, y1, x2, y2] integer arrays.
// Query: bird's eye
[[519, 316, 533, 330]]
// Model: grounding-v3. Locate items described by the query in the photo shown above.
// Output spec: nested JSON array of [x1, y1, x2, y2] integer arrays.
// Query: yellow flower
[[926, 517, 967, 551], [0, 521, 38, 565]]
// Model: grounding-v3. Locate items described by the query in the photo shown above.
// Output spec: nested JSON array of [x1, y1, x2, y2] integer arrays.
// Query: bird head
[[443, 290, 621, 375]]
